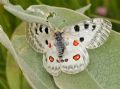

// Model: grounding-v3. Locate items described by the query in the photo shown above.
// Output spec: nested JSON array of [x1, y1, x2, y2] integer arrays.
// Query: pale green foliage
[[0, 3, 120, 89]]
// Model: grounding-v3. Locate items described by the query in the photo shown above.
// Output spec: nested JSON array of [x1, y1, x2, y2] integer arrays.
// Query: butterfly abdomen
[[55, 32, 65, 58]]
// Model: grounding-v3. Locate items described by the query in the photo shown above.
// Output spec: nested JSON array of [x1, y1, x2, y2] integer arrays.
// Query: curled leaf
[[76, 4, 91, 14]]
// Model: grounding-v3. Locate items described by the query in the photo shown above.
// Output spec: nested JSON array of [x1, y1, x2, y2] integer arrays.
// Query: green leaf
[[12, 35, 58, 89], [0, 77, 9, 89], [0, 5, 120, 89], [1, 1, 89, 28], [6, 52, 32, 89], [11, 6, 120, 89], [76, 4, 91, 14], [27, 5, 89, 28]]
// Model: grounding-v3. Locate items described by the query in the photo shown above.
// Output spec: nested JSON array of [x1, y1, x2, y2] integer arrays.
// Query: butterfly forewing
[[26, 22, 54, 53], [86, 18, 112, 49], [26, 22, 61, 76], [63, 18, 112, 49]]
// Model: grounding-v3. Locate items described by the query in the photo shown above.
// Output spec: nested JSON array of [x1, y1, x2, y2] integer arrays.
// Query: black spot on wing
[[79, 37, 84, 42], [45, 40, 48, 45], [74, 25, 80, 32], [84, 23, 89, 29], [45, 27, 49, 34], [92, 25, 96, 31], [39, 25, 43, 33]]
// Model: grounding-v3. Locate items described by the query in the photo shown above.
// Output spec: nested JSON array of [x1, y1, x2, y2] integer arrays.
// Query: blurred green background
[[0, 0, 120, 89]]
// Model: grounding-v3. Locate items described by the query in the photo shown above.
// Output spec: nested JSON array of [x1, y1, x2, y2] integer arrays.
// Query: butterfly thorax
[[54, 32, 65, 58]]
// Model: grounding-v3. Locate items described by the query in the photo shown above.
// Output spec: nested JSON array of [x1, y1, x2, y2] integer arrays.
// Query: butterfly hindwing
[[43, 40, 61, 76], [60, 38, 89, 74], [63, 18, 112, 49], [43, 38, 89, 75]]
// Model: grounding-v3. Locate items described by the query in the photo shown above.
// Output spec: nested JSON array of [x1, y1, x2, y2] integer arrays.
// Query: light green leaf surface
[[6, 23, 32, 89], [0, 4, 120, 89], [1, 0, 89, 28], [29, 5, 89, 28], [6, 24, 30, 89], [4, 4, 48, 24]]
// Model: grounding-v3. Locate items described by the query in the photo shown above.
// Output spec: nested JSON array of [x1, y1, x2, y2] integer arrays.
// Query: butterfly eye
[[73, 54, 80, 61], [49, 56, 54, 62]]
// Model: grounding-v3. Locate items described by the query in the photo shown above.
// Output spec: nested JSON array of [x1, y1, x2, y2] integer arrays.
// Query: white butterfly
[[0, 0, 112, 76], [26, 18, 112, 76]]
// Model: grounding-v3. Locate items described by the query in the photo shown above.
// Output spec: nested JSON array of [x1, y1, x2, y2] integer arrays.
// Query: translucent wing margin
[[86, 18, 112, 49]]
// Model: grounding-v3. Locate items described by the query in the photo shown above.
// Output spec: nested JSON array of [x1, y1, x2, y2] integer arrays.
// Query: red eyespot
[[49, 56, 54, 62], [48, 43, 52, 48], [73, 54, 80, 61], [73, 40, 79, 46]]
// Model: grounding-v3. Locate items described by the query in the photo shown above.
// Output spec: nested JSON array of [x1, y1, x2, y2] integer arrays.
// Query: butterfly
[[26, 18, 112, 76]]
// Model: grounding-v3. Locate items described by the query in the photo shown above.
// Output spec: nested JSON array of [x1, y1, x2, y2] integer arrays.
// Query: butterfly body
[[26, 18, 112, 76], [54, 32, 65, 58]]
